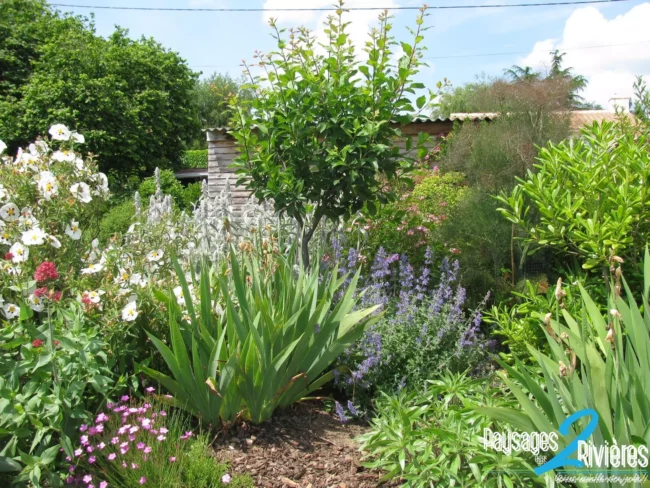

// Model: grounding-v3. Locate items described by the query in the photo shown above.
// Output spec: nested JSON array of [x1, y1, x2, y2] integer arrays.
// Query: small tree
[[229, 2, 435, 267]]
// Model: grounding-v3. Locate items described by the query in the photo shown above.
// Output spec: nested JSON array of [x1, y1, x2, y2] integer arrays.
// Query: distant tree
[[194, 73, 251, 129], [0, 0, 199, 181], [230, 4, 435, 267], [433, 81, 488, 118], [547, 50, 600, 109], [189, 72, 252, 148], [504, 65, 540, 82]]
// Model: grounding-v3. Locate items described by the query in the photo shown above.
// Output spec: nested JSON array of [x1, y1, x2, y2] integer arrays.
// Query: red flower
[[32, 339, 44, 348], [4, 252, 13, 260], [34, 262, 59, 283], [33, 286, 62, 302], [34, 287, 49, 298]]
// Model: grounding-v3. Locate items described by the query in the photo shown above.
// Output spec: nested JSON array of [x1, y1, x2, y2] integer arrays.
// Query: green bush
[[437, 190, 513, 304], [359, 372, 544, 487], [143, 244, 380, 425], [498, 121, 650, 272], [181, 149, 208, 169], [138, 169, 185, 206], [482, 249, 650, 486], [138, 169, 202, 210], [357, 170, 468, 268], [98, 199, 135, 243], [182, 181, 203, 209]]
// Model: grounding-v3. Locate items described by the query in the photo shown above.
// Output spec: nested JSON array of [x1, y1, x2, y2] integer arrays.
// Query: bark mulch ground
[[214, 402, 396, 488]]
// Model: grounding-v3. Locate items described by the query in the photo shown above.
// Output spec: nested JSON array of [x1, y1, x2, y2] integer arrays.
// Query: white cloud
[[520, 4, 650, 109]]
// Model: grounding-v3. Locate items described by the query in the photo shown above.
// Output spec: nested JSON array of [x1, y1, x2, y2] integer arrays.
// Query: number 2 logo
[[534, 408, 599, 476]]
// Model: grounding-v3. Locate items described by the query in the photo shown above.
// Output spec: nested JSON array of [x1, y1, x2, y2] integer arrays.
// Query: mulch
[[213, 402, 398, 488]]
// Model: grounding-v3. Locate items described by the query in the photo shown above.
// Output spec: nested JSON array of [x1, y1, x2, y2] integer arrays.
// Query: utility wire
[[50, 0, 634, 12], [187, 39, 650, 68]]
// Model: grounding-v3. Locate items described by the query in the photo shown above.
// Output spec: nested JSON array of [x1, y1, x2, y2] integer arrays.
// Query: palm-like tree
[[504, 65, 540, 82]]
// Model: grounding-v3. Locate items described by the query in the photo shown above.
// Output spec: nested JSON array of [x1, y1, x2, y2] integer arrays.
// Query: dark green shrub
[[99, 199, 135, 243], [180, 149, 208, 168], [437, 190, 513, 304], [138, 169, 185, 204], [181, 181, 203, 209]]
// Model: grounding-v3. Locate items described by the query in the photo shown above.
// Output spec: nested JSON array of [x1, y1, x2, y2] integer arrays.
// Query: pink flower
[[74, 448, 83, 457], [159, 411, 167, 416], [89, 456, 96, 464], [34, 261, 59, 283], [108, 453, 117, 461], [86, 445, 94, 453], [143, 446, 152, 454], [129, 426, 139, 434], [145, 387, 155, 393], [180, 431, 194, 440], [97, 442, 106, 450], [156, 435, 166, 442], [96, 413, 109, 423], [139, 477, 147, 485], [80, 435, 89, 446], [222, 474, 232, 484], [88, 426, 98, 435], [83, 474, 93, 483], [100, 482, 108, 488], [169, 457, 176, 462], [129, 434, 136, 442], [137, 442, 145, 450], [110, 437, 119, 445], [120, 395, 129, 402], [158, 427, 168, 434], [118, 426, 129, 435], [131, 463, 139, 469], [79, 424, 88, 432]]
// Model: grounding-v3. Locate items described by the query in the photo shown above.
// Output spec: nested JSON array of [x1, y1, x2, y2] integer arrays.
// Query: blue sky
[[54, 0, 650, 109]]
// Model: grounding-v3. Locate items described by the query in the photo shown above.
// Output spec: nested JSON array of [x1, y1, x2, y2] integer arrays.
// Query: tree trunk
[[298, 209, 324, 270]]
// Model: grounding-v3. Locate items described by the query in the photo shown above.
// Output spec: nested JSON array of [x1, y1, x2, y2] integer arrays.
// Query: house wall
[[205, 120, 454, 212]]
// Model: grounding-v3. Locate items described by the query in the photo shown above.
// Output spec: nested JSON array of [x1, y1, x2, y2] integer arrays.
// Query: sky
[[52, 0, 650, 111]]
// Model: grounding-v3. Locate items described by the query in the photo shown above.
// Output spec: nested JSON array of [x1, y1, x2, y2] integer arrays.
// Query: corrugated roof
[[175, 167, 208, 179], [568, 110, 632, 129], [202, 111, 628, 134]]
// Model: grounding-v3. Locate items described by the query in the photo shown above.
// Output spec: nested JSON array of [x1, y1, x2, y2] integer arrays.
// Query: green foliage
[[182, 181, 203, 209], [481, 250, 650, 486], [0, 0, 199, 180], [437, 190, 513, 304], [358, 372, 543, 487], [143, 245, 380, 425], [181, 149, 208, 169], [633, 75, 650, 127], [192, 73, 251, 146], [497, 121, 650, 271], [98, 200, 135, 243], [357, 170, 467, 268], [433, 81, 489, 118], [229, 3, 436, 266], [138, 169, 199, 210], [0, 303, 122, 486]]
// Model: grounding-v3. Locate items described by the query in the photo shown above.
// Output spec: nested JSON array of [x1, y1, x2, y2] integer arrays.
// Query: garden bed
[[215, 403, 391, 488]]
